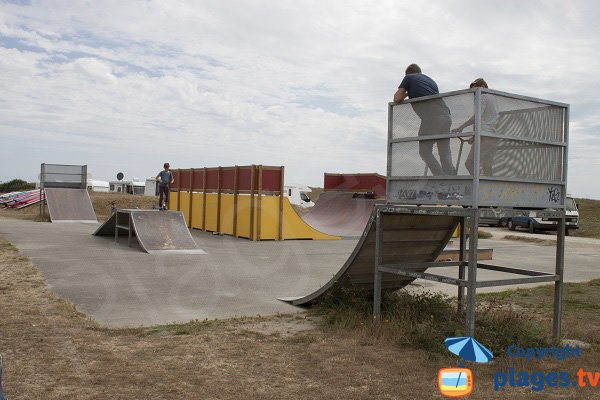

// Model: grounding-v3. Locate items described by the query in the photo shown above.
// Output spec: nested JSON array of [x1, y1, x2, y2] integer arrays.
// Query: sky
[[1, 0, 599, 198]]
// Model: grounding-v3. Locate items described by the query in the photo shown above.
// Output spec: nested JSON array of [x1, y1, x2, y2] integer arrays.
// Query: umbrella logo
[[438, 337, 493, 397], [444, 336, 493, 363]]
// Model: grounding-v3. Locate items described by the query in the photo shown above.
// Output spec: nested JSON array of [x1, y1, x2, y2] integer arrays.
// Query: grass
[[311, 279, 549, 355], [572, 198, 600, 239], [480, 279, 600, 350], [502, 234, 556, 246], [1, 239, 600, 398], [1, 192, 600, 398]]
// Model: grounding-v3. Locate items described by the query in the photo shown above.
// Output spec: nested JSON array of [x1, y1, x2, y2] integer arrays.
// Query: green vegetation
[[0, 178, 35, 193], [310, 278, 549, 355], [480, 279, 600, 350]]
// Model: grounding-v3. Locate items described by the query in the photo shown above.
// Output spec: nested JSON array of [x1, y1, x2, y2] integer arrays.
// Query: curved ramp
[[279, 209, 459, 305], [45, 188, 97, 223], [94, 209, 206, 255], [281, 196, 340, 240], [301, 192, 383, 237]]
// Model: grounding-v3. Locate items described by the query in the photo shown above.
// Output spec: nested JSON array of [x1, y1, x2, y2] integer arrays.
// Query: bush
[[311, 279, 549, 355], [0, 179, 35, 193]]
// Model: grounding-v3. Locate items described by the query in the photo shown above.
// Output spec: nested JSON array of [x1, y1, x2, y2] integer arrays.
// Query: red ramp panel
[[279, 210, 459, 305], [94, 210, 207, 255], [44, 188, 97, 223], [301, 192, 384, 237]]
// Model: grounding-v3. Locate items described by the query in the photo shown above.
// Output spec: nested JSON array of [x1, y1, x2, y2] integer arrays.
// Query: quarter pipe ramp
[[301, 192, 384, 237], [279, 209, 459, 305], [44, 188, 97, 223], [94, 209, 207, 255]]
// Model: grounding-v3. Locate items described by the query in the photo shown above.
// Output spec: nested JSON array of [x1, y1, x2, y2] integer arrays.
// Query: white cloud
[[0, 0, 599, 198]]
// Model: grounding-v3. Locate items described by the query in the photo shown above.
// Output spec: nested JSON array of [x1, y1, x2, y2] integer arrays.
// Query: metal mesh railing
[[387, 89, 568, 207], [40, 163, 87, 189]]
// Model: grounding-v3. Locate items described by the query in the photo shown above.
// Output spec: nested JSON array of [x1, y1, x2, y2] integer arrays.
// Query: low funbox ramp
[[94, 209, 207, 255]]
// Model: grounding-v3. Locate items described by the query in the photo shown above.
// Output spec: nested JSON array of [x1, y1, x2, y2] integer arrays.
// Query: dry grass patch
[[0, 239, 449, 399], [89, 192, 158, 221], [502, 234, 557, 246], [572, 198, 600, 239], [1, 238, 599, 399]]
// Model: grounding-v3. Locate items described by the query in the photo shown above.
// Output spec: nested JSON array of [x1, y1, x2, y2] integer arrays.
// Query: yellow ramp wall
[[178, 191, 191, 224], [235, 195, 253, 239], [219, 194, 236, 236], [168, 192, 179, 212], [256, 196, 279, 240], [280, 198, 338, 240], [204, 194, 219, 232], [190, 193, 205, 230], [171, 191, 338, 240]]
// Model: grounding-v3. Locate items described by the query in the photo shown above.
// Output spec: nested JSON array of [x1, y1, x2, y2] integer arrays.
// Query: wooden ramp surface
[[45, 188, 97, 222], [279, 210, 460, 305], [94, 210, 206, 255]]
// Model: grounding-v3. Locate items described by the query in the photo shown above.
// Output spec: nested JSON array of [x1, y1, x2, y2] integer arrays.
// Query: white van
[[284, 184, 315, 208], [86, 179, 110, 192], [109, 179, 146, 196]]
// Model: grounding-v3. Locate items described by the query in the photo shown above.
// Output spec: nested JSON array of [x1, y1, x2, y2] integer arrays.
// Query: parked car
[[479, 208, 508, 227], [506, 196, 579, 234]]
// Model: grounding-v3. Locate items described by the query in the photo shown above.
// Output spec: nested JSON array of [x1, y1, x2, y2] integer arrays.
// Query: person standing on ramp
[[156, 163, 174, 210]]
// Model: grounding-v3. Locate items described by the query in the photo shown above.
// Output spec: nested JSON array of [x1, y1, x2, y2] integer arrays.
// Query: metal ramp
[[94, 209, 207, 255], [279, 209, 459, 305], [44, 188, 97, 223], [301, 192, 384, 237]]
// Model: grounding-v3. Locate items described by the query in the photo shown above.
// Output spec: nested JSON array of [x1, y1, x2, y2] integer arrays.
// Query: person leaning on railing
[[393, 63, 455, 176], [452, 78, 499, 176]]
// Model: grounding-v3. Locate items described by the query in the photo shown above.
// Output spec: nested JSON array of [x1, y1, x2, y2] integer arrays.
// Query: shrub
[[0, 179, 35, 193]]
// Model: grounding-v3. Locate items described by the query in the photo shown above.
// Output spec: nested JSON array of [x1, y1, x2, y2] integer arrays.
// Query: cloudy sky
[[1, 0, 599, 198]]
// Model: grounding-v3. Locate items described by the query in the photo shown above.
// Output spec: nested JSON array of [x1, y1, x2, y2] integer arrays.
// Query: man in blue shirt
[[156, 163, 174, 210], [394, 64, 454, 175]]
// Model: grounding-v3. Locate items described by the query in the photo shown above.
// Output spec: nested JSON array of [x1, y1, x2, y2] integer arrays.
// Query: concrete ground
[[1, 218, 599, 327]]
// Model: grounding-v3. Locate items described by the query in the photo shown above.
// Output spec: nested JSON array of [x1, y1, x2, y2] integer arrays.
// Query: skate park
[[2, 88, 600, 336]]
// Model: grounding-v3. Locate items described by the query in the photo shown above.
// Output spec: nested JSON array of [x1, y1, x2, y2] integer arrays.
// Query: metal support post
[[457, 216, 467, 312], [465, 211, 479, 336], [553, 214, 565, 342], [127, 215, 133, 247], [373, 210, 383, 319]]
